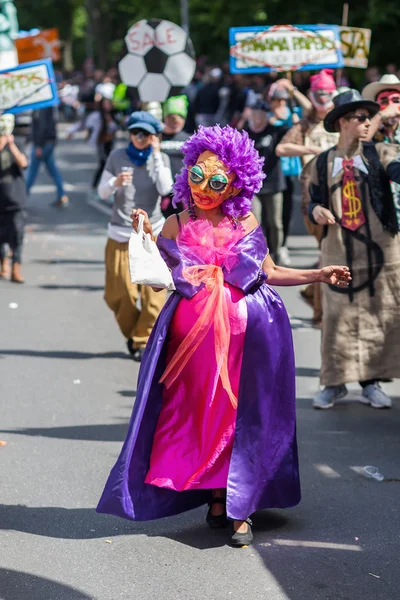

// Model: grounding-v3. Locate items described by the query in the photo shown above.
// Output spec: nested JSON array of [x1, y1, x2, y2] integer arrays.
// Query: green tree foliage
[[14, 0, 400, 70]]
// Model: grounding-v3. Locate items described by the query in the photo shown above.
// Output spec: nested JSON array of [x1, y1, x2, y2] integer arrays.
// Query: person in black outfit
[[0, 114, 28, 283], [160, 96, 190, 218], [245, 99, 289, 263]]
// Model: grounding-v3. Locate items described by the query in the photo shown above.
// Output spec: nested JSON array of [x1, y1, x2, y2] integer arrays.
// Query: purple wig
[[173, 125, 265, 218]]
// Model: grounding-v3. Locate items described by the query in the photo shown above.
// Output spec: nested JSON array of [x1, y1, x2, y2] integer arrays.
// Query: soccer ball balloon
[[119, 19, 196, 103]]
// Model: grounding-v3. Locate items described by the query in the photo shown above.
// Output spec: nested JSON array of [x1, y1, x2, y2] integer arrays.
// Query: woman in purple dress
[[97, 125, 350, 547]]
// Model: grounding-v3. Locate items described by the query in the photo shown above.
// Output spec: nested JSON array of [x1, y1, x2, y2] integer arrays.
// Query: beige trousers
[[104, 238, 166, 348]]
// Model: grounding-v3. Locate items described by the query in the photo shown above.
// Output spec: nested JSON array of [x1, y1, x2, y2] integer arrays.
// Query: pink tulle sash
[[159, 218, 246, 409], [160, 263, 237, 408]]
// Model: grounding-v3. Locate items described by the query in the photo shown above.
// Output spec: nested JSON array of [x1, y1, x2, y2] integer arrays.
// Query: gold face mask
[[188, 151, 239, 210]]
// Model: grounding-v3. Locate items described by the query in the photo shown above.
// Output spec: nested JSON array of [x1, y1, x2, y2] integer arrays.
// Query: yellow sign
[[15, 29, 61, 64], [339, 27, 371, 69]]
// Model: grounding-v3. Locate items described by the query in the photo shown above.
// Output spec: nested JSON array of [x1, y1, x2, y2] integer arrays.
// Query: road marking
[[273, 540, 362, 551], [313, 463, 341, 478], [87, 193, 112, 217]]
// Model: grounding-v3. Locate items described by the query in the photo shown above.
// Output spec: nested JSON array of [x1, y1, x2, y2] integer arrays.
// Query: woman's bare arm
[[262, 254, 351, 287]]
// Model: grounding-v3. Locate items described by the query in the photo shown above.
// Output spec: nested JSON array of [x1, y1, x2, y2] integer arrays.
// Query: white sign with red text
[[119, 19, 196, 102], [125, 20, 187, 57]]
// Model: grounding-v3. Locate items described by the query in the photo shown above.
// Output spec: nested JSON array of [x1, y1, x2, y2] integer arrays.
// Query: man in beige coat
[[308, 90, 400, 409]]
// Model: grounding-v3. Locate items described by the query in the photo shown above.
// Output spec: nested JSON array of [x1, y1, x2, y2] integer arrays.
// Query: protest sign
[[119, 19, 196, 102], [0, 59, 59, 115], [229, 24, 344, 74], [15, 29, 61, 64], [339, 27, 371, 68]]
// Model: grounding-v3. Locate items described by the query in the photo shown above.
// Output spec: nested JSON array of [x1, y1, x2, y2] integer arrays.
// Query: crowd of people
[[1, 58, 400, 547]]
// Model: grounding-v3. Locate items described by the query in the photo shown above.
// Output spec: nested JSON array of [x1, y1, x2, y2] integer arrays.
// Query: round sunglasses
[[189, 166, 229, 192]]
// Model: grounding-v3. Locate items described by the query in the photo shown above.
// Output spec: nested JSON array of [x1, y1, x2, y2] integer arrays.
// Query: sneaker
[[313, 385, 348, 409], [277, 246, 291, 266], [360, 383, 392, 409], [52, 195, 69, 208]]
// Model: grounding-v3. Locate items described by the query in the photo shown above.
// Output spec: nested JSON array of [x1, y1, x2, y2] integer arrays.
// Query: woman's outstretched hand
[[319, 266, 351, 287], [131, 209, 153, 236]]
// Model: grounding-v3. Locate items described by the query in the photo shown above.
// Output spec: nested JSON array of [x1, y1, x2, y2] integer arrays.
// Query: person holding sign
[[245, 95, 290, 265], [308, 90, 400, 409], [276, 69, 339, 325], [97, 124, 350, 547]]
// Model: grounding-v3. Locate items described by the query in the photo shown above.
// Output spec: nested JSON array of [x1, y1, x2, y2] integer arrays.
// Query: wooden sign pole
[[336, 3, 349, 86], [342, 3, 349, 27]]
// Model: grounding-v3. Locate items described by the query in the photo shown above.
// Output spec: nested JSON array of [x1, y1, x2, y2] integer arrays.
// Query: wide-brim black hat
[[324, 89, 380, 133]]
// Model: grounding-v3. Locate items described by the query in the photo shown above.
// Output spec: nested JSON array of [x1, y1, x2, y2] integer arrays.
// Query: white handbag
[[128, 214, 175, 291]]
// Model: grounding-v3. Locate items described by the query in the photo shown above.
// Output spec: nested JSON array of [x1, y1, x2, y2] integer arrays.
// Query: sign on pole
[[229, 24, 344, 74], [339, 27, 371, 69], [119, 19, 196, 103], [0, 59, 59, 115]]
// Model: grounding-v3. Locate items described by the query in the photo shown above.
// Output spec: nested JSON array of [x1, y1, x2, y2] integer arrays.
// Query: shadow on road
[[295, 367, 320, 377], [118, 390, 137, 398], [0, 568, 94, 600], [0, 502, 287, 549], [0, 420, 129, 442], [0, 349, 129, 360], [39, 284, 104, 291], [1, 503, 395, 598], [33, 259, 104, 265]]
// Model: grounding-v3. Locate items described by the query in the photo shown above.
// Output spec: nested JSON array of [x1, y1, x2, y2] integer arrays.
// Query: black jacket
[[308, 142, 399, 235], [31, 107, 57, 147]]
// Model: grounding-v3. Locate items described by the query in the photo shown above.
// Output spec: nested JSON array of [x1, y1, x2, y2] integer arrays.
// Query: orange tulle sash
[[159, 264, 237, 409]]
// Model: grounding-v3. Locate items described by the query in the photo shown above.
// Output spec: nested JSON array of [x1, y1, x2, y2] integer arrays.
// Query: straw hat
[[362, 74, 400, 101]]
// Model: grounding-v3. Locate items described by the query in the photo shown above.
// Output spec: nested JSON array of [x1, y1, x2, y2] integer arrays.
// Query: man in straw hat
[[307, 89, 400, 409], [362, 74, 400, 226]]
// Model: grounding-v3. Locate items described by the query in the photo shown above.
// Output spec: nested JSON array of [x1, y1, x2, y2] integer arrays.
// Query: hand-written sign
[[339, 27, 371, 69], [119, 19, 196, 102], [0, 59, 59, 115], [125, 19, 187, 57], [229, 24, 344, 73]]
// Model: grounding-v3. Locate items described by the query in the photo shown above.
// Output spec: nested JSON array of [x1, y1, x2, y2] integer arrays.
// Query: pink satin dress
[[145, 218, 249, 491]]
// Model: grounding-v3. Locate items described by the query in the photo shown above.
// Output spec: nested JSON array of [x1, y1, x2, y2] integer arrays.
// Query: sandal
[[206, 498, 228, 529], [231, 518, 253, 547]]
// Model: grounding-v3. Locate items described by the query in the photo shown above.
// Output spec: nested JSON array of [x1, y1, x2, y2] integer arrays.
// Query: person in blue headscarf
[[98, 111, 173, 361]]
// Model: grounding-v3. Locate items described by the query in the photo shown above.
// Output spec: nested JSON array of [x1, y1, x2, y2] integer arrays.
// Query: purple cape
[[97, 226, 300, 521]]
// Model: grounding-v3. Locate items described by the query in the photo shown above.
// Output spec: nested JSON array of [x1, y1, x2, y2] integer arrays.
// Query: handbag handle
[[137, 213, 144, 234]]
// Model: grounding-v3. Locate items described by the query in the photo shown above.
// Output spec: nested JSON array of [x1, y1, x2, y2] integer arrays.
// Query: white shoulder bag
[[129, 214, 175, 291]]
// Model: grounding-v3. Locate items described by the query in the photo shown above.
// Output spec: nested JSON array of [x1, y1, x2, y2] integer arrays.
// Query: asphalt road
[[0, 130, 399, 600]]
